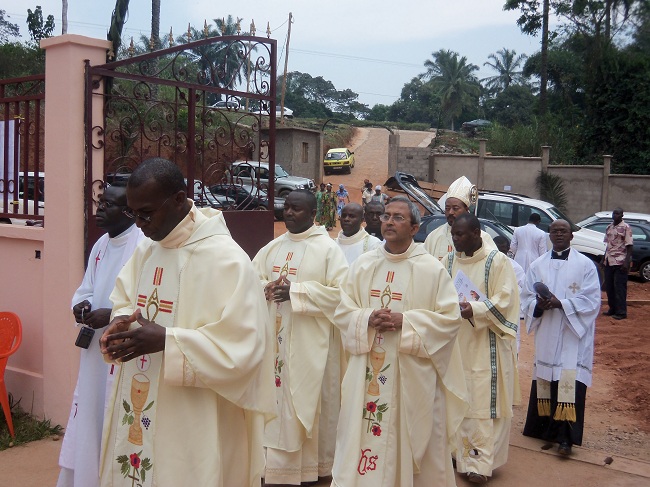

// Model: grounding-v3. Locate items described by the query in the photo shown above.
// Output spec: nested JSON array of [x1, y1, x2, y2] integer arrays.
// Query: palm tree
[[180, 16, 251, 91], [421, 49, 480, 130], [482, 48, 528, 95]]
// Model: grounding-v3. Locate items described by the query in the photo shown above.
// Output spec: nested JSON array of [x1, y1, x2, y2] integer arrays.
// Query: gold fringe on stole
[[537, 398, 551, 417], [553, 402, 577, 423]]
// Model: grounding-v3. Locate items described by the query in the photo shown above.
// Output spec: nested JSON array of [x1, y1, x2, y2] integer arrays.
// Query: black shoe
[[603, 310, 615, 316], [467, 472, 489, 484], [558, 442, 572, 455], [612, 314, 627, 320]]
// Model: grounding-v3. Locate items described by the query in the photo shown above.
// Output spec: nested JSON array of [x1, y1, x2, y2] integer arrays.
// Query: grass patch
[[0, 394, 62, 451]]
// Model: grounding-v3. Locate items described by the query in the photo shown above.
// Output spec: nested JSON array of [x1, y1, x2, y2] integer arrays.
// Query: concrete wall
[[403, 148, 650, 224], [395, 146, 429, 181]]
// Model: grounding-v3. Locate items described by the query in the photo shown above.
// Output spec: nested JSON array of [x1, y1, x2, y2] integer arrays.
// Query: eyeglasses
[[97, 200, 122, 210], [379, 213, 407, 223], [122, 194, 173, 223]]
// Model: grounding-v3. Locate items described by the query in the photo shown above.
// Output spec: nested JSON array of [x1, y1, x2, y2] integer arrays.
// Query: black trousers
[[523, 380, 587, 446], [604, 264, 628, 316]]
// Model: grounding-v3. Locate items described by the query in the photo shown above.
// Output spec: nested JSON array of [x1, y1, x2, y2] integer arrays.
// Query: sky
[[3, 0, 547, 108]]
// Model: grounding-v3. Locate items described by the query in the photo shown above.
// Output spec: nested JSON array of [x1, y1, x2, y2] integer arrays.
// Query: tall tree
[[151, 0, 161, 49], [504, 0, 551, 115], [421, 49, 480, 130], [482, 48, 528, 94], [0, 9, 20, 42], [26, 6, 55, 44]]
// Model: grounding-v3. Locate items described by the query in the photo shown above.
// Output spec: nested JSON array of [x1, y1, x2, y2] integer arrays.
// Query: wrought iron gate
[[85, 34, 277, 257]]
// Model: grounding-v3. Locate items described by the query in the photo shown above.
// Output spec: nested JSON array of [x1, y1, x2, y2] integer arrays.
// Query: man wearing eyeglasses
[[331, 196, 467, 487], [521, 220, 600, 457], [58, 181, 144, 487], [99, 158, 275, 487]]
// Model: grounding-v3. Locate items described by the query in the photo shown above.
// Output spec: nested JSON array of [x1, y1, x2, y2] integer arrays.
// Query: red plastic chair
[[0, 312, 22, 438]]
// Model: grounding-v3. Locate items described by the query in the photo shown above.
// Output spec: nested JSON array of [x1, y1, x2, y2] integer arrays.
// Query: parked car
[[474, 190, 606, 262], [382, 172, 514, 244], [230, 161, 315, 197], [324, 148, 355, 175], [0, 171, 45, 225], [415, 213, 515, 244], [210, 100, 240, 110], [209, 183, 285, 220], [276, 106, 293, 119], [461, 119, 491, 136], [578, 211, 650, 227], [579, 220, 650, 282]]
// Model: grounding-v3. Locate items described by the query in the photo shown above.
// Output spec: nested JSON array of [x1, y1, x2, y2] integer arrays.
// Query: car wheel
[[0, 218, 11, 224], [275, 211, 284, 221], [345, 165, 351, 174], [639, 260, 650, 283], [278, 189, 291, 198]]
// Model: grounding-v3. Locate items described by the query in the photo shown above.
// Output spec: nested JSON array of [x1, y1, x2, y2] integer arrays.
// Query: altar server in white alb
[[335, 203, 382, 264], [58, 182, 144, 487], [424, 175, 495, 261], [509, 212, 548, 272], [521, 219, 600, 456], [253, 190, 349, 485], [332, 196, 467, 487], [99, 158, 275, 487]]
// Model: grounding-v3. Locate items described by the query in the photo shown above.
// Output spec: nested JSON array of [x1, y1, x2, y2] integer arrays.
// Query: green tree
[[26, 6, 55, 44], [482, 48, 528, 95], [0, 9, 20, 42], [485, 85, 536, 126], [0, 42, 44, 78], [421, 49, 480, 130]]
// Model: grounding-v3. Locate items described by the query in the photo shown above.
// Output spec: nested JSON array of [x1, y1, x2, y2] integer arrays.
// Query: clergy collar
[[551, 247, 571, 260], [158, 201, 197, 249], [337, 228, 368, 244], [286, 224, 324, 242], [109, 223, 137, 244], [380, 241, 418, 262]]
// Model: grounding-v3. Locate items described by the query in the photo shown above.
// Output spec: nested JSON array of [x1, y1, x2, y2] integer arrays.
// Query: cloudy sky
[[4, 0, 546, 107]]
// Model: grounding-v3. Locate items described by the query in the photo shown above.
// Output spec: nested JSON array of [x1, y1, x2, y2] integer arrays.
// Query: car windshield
[[546, 206, 580, 232], [326, 152, 346, 160], [275, 165, 289, 178]]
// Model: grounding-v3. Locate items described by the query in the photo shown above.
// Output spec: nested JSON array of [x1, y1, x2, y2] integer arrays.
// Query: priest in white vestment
[[494, 235, 526, 354], [252, 190, 349, 485], [58, 184, 144, 487], [332, 196, 468, 487], [521, 220, 600, 456], [99, 159, 275, 487], [424, 176, 495, 261], [335, 203, 382, 264], [509, 213, 548, 272], [446, 214, 520, 484]]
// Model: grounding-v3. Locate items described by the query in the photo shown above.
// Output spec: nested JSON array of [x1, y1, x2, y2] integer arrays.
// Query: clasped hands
[[100, 309, 166, 363], [536, 294, 561, 311], [368, 308, 403, 333], [264, 276, 291, 303], [72, 300, 112, 329]]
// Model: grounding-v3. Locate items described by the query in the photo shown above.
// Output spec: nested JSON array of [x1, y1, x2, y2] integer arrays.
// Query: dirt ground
[[2, 128, 648, 486]]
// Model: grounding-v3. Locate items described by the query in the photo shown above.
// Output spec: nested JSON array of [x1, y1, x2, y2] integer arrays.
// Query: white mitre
[[446, 176, 477, 208]]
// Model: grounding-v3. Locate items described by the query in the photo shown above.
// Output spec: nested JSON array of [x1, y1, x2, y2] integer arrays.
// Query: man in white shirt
[[509, 213, 548, 272]]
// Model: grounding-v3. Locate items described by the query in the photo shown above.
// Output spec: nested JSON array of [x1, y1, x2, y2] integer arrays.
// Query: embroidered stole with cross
[[108, 258, 180, 486], [355, 267, 404, 482]]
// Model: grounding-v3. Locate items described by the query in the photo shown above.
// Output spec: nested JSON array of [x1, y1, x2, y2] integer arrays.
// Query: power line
[[292, 48, 421, 68]]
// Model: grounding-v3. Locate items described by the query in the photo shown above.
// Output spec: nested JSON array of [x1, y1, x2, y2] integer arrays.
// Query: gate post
[[40, 35, 111, 425]]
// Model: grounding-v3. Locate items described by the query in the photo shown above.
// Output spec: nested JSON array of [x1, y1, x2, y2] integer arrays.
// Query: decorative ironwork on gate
[[85, 34, 277, 254]]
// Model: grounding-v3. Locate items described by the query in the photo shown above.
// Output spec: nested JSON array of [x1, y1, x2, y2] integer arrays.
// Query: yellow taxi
[[324, 148, 355, 175]]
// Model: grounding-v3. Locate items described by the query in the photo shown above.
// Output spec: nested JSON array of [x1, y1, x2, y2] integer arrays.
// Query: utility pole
[[279, 12, 292, 125]]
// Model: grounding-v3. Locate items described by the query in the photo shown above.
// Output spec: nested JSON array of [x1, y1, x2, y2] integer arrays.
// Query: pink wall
[[0, 35, 111, 426]]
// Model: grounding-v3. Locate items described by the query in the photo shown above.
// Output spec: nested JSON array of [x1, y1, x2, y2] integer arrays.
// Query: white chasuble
[[424, 223, 496, 261], [447, 246, 520, 476], [333, 243, 467, 487], [335, 228, 382, 264], [252, 225, 348, 464], [101, 206, 275, 487]]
